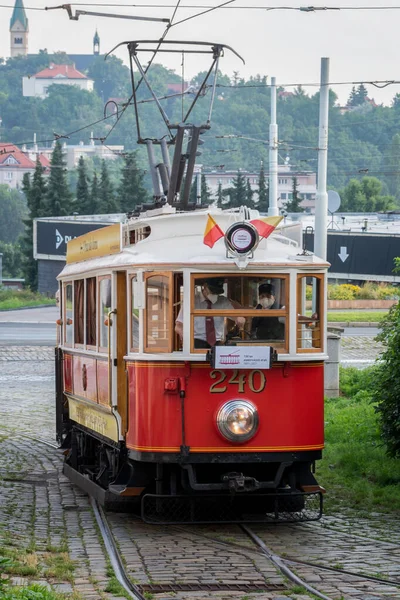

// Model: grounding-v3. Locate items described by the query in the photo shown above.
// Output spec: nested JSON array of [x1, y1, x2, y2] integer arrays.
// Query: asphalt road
[[0, 322, 56, 346]]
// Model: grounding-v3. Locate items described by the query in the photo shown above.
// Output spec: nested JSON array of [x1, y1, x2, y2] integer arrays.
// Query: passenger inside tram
[[175, 278, 246, 349], [250, 283, 285, 341]]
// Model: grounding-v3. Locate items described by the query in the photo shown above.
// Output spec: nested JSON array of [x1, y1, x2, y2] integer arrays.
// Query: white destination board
[[214, 346, 271, 370]]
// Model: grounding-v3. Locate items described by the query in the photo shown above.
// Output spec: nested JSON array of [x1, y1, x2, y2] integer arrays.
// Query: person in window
[[175, 278, 245, 349], [250, 283, 285, 341]]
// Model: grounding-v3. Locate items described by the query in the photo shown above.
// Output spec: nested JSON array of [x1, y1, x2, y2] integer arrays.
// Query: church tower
[[10, 0, 29, 57], [93, 29, 100, 55]]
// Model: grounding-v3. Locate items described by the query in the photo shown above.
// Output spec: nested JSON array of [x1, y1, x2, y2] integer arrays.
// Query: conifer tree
[[118, 152, 148, 213], [225, 171, 246, 208], [99, 160, 119, 213], [76, 156, 91, 214], [216, 182, 224, 208], [21, 159, 47, 290], [245, 178, 254, 208], [200, 174, 212, 205], [90, 172, 101, 214], [44, 141, 74, 216], [284, 176, 304, 212], [257, 163, 269, 212]]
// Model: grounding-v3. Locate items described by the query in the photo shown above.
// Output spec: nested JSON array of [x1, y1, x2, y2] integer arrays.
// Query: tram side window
[[145, 274, 171, 352], [99, 278, 111, 349], [131, 277, 139, 352], [64, 282, 73, 346], [86, 277, 97, 347], [297, 275, 323, 351], [74, 279, 84, 345]]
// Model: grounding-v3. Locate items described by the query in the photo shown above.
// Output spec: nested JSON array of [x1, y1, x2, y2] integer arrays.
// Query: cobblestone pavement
[[1, 346, 400, 600], [340, 335, 383, 366]]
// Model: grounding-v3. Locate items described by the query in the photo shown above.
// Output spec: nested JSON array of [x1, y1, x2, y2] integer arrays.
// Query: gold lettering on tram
[[209, 369, 266, 394]]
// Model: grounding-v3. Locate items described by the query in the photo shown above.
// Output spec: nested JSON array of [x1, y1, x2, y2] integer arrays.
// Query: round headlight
[[217, 400, 259, 443]]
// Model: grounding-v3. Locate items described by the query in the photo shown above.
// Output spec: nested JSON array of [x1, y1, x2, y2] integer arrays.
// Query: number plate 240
[[209, 369, 266, 394]]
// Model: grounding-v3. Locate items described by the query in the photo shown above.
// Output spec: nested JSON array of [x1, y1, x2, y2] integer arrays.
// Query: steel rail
[[90, 498, 147, 600], [241, 525, 333, 600]]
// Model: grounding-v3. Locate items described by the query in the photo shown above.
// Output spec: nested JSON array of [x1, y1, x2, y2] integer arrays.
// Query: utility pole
[[268, 77, 279, 216], [314, 58, 330, 261]]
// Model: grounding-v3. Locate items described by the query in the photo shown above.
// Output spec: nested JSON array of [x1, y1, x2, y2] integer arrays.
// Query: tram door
[[110, 271, 128, 437]]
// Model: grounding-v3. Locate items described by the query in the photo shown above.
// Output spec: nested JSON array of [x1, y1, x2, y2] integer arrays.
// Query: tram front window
[[178, 275, 289, 351]]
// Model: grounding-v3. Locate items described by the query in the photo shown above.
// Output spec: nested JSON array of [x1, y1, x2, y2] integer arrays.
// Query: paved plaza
[[0, 338, 399, 600]]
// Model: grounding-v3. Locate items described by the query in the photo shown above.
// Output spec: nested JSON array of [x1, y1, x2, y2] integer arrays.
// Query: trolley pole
[[268, 77, 279, 216], [314, 58, 330, 260]]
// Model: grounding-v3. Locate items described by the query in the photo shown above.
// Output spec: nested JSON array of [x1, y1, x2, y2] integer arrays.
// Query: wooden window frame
[[98, 275, 112, 354], [86, 276, 97, 351], [144, 271, 173, 354], [296, 273, 324, 353], [190, 273, 290, 354], [129, 274, 140, 353], [63, 281, 73, 347]]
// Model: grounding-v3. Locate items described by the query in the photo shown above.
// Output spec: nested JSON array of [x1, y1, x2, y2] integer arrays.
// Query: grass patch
[[42, 552, 75, 582], [327, 311, 387, 322], [0, 289, 56, 310], [0, 583, 70, 599], [317, 367, 400, 513]]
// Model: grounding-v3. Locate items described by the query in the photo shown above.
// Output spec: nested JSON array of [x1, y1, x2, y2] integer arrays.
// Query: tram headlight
[[217, 400, 259, 443]]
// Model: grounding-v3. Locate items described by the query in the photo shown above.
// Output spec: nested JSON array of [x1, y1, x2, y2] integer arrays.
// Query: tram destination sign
[[211, 346, 272, 370], [34, 219, 112, 261]]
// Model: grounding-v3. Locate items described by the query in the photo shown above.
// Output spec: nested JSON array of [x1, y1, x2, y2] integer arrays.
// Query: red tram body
[[56, 209, 328, 523]]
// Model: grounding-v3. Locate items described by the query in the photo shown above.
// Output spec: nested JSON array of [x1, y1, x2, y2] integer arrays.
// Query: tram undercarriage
[[63, 425, 323, 523]]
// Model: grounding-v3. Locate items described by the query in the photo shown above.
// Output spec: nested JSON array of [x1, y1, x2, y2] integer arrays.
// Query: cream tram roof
[[58, 208, 329, 279]]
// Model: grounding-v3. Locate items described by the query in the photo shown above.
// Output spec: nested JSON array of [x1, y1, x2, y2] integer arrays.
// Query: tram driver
[[175, 278, 245, 349]]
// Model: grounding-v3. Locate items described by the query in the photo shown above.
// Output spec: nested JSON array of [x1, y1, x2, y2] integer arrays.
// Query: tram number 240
[[209, 369, 266, 394]]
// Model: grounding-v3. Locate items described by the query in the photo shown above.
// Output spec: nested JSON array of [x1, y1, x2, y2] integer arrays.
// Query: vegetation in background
[[308, 282, 400, 301], [319, 366, 400, 513], [0, 289, 55, 309], [371, 273, 400, 457], [284, 176, 304, 213], [327, 311, 386, 323]]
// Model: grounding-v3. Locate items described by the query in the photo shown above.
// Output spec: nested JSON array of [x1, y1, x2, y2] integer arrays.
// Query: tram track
[[9, 437, 400, 599]]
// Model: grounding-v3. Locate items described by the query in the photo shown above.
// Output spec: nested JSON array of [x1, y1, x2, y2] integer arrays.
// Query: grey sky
[[2, 0, 400, 106]]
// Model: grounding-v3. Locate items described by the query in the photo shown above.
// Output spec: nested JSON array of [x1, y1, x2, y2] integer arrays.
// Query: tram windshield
[[176, 275, 289, 352]]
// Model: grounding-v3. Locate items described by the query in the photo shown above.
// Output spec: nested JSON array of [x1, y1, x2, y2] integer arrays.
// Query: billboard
[[34, 219, 113, 260]]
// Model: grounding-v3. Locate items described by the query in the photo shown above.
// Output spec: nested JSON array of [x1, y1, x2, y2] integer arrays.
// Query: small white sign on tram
[[213, 346, 271, 370]]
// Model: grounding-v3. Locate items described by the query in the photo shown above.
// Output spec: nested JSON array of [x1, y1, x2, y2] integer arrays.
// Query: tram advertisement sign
[[34, 219, 111, 260], [66, 223, 122, 264], [212, 346, 272, 370]]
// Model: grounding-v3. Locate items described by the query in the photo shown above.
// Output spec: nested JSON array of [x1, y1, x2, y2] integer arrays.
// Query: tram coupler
[[222, 472, 260, 493]]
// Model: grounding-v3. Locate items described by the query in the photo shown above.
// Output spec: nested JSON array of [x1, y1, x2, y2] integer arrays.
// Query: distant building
[[10, 0, 28, 57], [0, 143, 50, 189], [22, 63, 94, 98], [203, 163, 317, 212]]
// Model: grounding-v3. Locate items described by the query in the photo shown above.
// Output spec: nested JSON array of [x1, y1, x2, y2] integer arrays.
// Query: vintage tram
[[55, 206, 328, 523]]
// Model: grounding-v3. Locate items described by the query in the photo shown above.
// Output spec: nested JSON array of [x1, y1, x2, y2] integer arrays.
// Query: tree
[[245, 179, 254, 208], [118, 152, 149, 213], [257, 163, 269, 212], [44, 141, 74, 216], [216, 182, 224, 208], [387, 134, 400, 199], [90, 172, 101, 214], [225, 171, 246, 208], [0, 240, 23, 278], [284, 177, 304, 212], [0, 185, 27, 243], [372, 268, 400, 457], [75, 156, 92, 214], [99, 160, 119, 213], [200, 174, 212, 205], [347, 84, 368, 107], [21, 160, 47, 290]]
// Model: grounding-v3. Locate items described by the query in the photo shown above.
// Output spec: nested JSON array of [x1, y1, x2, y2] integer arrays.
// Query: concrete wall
[[38, 259, 65, 296]]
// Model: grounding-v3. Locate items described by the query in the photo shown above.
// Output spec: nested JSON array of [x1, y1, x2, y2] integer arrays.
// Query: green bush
[[339, 365, 376, 398], [371, 301, 400, 457], [327, 282, 400, 301], [0, 289, 56, 310], [328, 284, 359, 300], [0, 583, 66, 599]]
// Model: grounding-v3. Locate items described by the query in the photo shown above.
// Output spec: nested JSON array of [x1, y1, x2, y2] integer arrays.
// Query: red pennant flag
[[250, 216, 283, 240], [203, 214, 224, 248]]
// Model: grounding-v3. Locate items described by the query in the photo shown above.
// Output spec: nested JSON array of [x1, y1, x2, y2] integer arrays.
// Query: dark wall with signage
[[35, 220, 107, 259], [38, 260, 65, 296], [305, 231, 400, 278]]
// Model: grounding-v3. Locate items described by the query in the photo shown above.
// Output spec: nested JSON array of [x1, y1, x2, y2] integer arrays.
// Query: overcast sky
[[3, 0, 400, 106]]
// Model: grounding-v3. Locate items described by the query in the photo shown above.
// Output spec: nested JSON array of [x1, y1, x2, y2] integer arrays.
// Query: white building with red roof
[[0, 143, 50, 189], [22, 63, 94, 99]]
